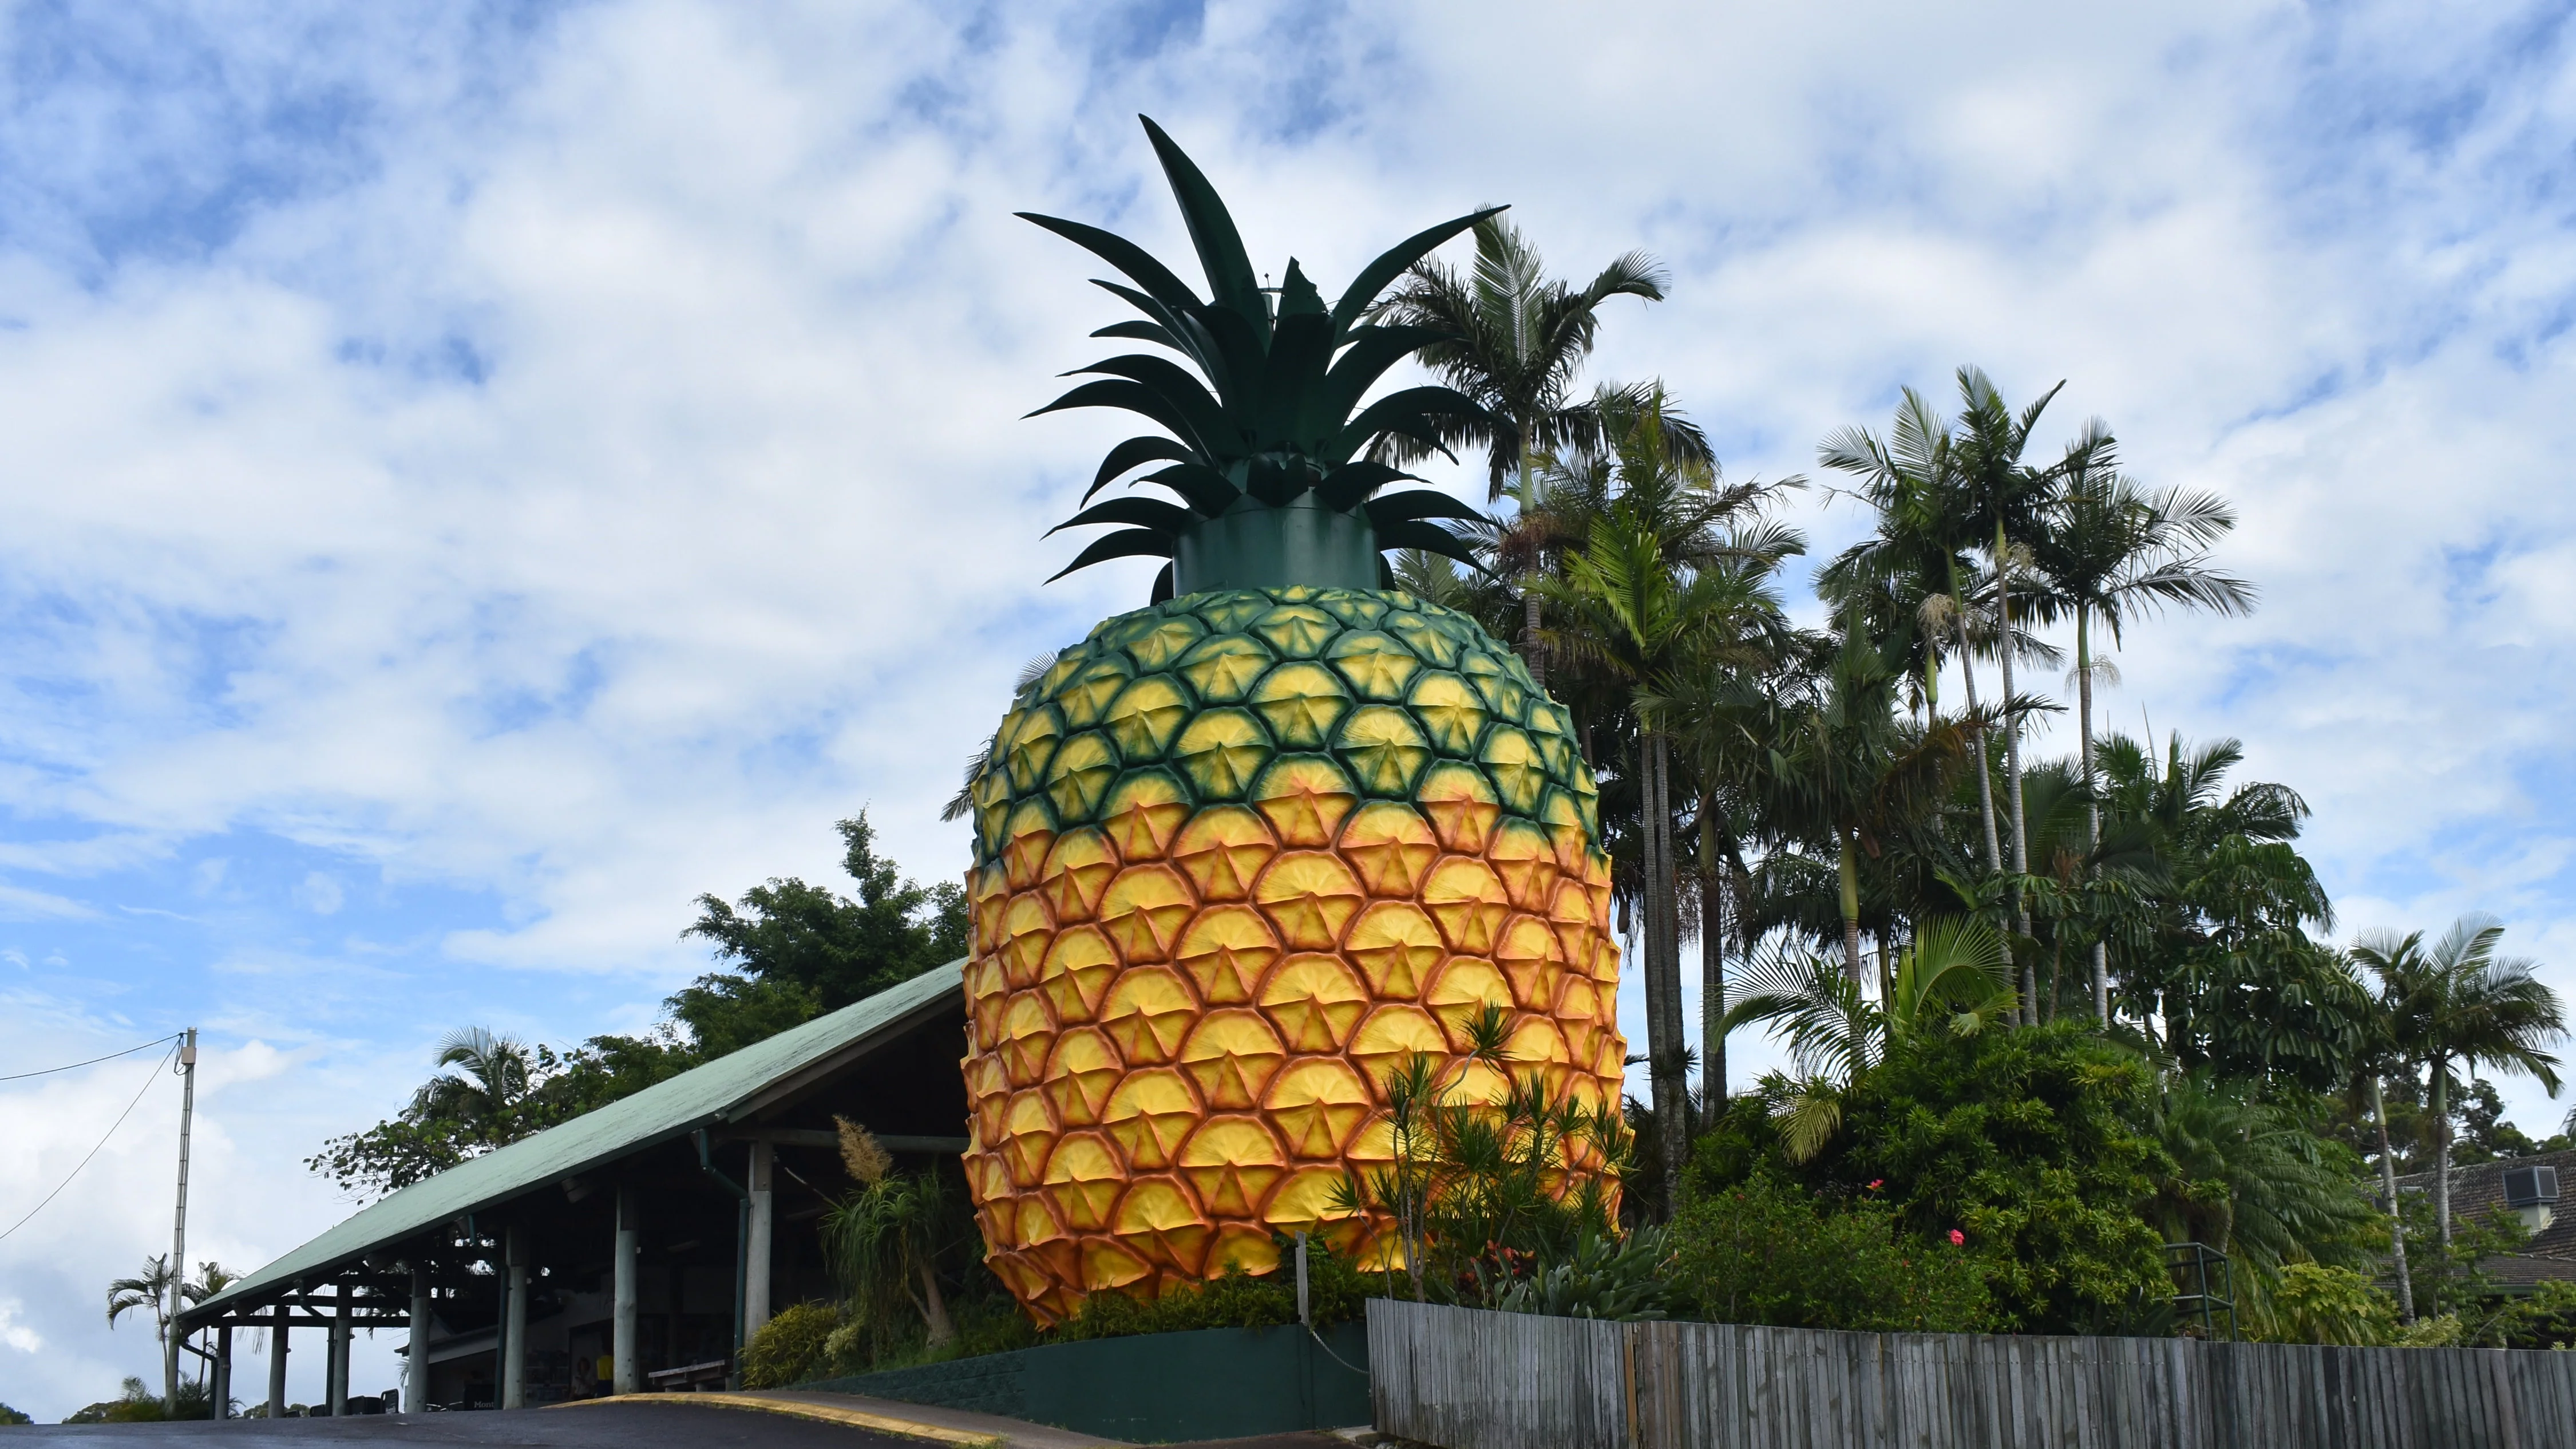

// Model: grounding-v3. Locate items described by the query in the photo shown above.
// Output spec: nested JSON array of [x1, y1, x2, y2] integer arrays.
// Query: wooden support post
[[613, 1189, 640, 1396], [745, 1140, 774, 1339], [407, 1265, 431, 1414], [502, 1226, 528, 1409], [212, 1325, 232, 1420], [266, 1308, 288, 1419], [329, 1288, 350, 1416]]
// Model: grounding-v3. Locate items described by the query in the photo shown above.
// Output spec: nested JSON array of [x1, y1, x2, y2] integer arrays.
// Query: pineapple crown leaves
[[1022, 116, 1496, 582]]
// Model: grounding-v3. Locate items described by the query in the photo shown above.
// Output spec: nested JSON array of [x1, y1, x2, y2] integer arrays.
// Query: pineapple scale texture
[[960, 585, 1626, 1323]]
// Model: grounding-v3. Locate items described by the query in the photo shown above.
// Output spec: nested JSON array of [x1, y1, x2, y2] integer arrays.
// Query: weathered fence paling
[[1367, 1299, 2576, 1449]]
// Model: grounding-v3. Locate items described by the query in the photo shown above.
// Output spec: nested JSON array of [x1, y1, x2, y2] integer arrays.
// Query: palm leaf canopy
[[1022, 116, 1495, 593]]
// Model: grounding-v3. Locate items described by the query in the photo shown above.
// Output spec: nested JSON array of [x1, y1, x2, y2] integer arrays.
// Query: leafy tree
[[2452, 1077, 2546, 1162], [683, 812, 967, 1029], [2254, 1262, 2400, 1345], [2094, 731, 2362, 1088]]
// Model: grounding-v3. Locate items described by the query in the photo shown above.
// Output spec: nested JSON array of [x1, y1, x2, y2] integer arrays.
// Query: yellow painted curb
[[552, 1391, 1003, 1448]]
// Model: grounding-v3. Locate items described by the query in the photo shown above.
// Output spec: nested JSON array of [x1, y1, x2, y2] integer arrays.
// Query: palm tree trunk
[[1700, 792, 1726, 1112], [1645, 731, 1687, 1213], [1837, 828, 1864, 987], [2080, 608, 2108, 1026], [1996, 523, 2033, 1024], [2433, 1065, 2454, 1246], [917, 1262, 955, 1347], [1517, 439, 1545, 693], [1953, 591, 2004, 876], [1522, 589, 1545, 693], [2373, 1075, 2417, 1321]]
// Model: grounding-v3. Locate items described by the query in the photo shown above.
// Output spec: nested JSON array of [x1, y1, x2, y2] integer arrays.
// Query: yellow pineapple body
[[961, 586, 1624, 1323]]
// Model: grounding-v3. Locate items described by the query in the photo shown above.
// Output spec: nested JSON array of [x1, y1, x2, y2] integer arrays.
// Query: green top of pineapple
[[1023, 117, 1492, 600]]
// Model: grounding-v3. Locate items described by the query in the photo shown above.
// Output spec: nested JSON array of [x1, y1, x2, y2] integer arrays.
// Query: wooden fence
[[1367, 1298, 2576, 1449]]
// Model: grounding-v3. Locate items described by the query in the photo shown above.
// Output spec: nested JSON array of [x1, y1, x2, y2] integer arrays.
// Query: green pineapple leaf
[[1046, 528, 1176, 583], [1022, 117, 1498, 595]]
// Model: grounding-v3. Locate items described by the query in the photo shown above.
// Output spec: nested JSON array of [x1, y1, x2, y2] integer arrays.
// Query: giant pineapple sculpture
[[961, 119, 1625, 1322]]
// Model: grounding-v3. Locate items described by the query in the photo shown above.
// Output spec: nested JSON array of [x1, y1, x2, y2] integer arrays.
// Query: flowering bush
[[1669, 1175, 1989, 1333]]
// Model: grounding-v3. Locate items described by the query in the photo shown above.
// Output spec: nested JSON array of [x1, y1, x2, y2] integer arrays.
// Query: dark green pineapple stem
[[1173, 497, 1381, 593]]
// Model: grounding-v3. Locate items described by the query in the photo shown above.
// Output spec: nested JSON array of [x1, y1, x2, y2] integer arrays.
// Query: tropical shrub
[[1668, 1174, 1988, 1332], [1696, 1023, 2171, 1332], [2502, 1280, 2576, 1350], [740, 1301, 839, 1389], [2252, 1264, 2399, 1345], [1332, 1014, 1633, 1306], [1493, 1229, 1676, 1321]]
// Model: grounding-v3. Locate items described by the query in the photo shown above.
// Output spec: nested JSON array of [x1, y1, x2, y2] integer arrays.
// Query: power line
[[0, 1040, 177, 1243], [0, 1032, 184, 1082]]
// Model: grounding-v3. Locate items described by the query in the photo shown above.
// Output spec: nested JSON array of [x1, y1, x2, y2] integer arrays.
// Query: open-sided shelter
[[175, 962, 968, 1415]]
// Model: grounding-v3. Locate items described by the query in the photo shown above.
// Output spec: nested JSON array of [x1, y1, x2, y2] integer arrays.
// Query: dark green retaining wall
[[803, 1320, 1371, 1442]]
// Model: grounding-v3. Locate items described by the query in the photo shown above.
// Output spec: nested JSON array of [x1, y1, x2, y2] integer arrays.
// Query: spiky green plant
[[1026, 117, 1494, 598]]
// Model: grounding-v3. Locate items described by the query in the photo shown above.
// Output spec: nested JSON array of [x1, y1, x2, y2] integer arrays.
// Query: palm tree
[[2345, 1003, 2420, 1320], [1533, 405, 1790, 1207], [109, 1255, 230, 1404], [2025, 429, 2254, 1022], [1759, 608, 1975, 990], [1651, 668, 1775, 1114], [1374, 217, 1707, 682], [2353, 917, 2566, 1246], [414, 1026, 534, 1130], [1818, 389, 2004, 879], [2140, 1075, 2379, 1327], [1951, 367, 2067, 1000]]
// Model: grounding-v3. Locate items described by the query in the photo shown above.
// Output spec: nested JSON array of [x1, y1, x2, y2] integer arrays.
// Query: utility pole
[[165, 1028, 197, 1414]]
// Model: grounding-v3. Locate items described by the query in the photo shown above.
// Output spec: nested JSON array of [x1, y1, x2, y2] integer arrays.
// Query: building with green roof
[[176, 961, 968, 1416]]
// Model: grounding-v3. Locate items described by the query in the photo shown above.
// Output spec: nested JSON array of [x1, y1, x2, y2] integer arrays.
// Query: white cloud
[[0, 1297, 43, 1355], [292, 872, 342, 916]]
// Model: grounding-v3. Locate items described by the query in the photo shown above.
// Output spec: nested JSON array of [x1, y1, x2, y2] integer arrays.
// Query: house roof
[[2393, 1145, 2576, 1276], [179, 961, 963, 1329]]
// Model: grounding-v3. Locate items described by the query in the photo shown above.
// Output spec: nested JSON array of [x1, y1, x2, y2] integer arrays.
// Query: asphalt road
[[1, 1405, 1354, 1449], [2, 1404, 916, 1449]]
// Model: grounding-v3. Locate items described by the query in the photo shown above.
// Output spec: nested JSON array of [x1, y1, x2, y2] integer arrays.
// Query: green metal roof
[[181, 961, 963, 1328]]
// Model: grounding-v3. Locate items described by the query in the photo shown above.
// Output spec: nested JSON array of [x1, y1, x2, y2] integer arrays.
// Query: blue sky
[[5, 0, 2576, 1418]]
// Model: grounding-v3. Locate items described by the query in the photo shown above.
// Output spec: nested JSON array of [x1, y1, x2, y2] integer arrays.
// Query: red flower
[[1867, 1179, 1885, 1190], [1949, 1229, 1966, 1246]]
